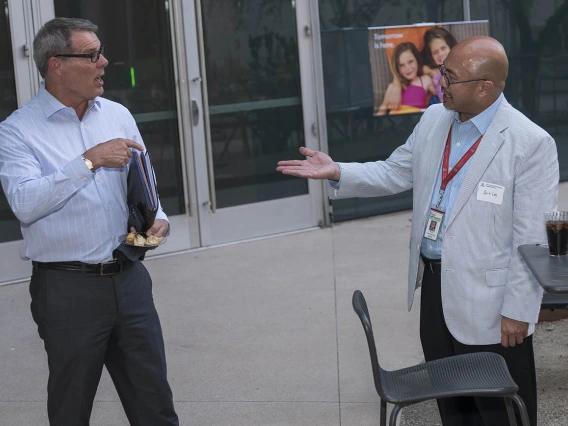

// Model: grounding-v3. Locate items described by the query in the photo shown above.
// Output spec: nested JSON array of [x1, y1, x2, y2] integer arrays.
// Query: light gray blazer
[[331, 98, 559, 345]]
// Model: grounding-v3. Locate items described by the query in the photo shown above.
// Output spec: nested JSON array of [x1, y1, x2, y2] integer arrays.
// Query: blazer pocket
[[485, 268, 508, 287]]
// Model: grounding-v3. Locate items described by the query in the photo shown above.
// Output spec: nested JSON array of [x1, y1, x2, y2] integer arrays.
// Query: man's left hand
[[130, 219, 169, 238], [501, 316, 529, 348], [146, 219, 169, 238]]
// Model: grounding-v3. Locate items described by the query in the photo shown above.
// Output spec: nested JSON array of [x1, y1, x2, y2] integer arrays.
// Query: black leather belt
[[32, 259, 129, 276], [422, 255, 442, 276]]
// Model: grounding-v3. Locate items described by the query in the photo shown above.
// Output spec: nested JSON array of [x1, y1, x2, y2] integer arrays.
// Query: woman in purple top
[[377, 42, 436, 115], [421, 27, 458, 101], [401, 75, 428, 108]]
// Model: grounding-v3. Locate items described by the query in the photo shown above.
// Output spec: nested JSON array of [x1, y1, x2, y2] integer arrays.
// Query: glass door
[[0, 0, 42, 284], [0, 0, 198, 285], [0, 0, 325, 284], [185, 0, 324, 246], [51, 0, 198, 254]]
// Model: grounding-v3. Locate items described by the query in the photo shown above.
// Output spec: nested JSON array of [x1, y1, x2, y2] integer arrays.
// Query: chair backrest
[[352, 290, 388, 400]]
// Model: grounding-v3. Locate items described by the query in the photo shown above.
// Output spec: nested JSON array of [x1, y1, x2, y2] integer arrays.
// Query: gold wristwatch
[[82, 156, 95, 173]]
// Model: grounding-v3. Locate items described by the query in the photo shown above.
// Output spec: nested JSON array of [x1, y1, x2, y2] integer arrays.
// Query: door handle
[[191, 99, 199, 126]]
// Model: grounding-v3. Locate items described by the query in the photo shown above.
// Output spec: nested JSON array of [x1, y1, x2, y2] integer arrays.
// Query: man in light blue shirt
[[0, 18, 178, 425]]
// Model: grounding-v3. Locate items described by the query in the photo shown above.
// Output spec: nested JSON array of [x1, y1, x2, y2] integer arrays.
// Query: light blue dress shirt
[[0, 82, 167, 263], [421, 94, 503, 259]]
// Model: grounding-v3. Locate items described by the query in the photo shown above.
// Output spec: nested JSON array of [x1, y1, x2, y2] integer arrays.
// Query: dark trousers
[[29, 260, 179, 426], [420, 266, 537, 426]]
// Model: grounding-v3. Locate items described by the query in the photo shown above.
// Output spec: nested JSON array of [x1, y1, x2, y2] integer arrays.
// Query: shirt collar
[[37, 81, 102, 118], [453, 93, 503, 135]]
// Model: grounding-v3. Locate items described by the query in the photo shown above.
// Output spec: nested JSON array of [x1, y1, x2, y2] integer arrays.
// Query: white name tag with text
[[477, 181, 505, 205]]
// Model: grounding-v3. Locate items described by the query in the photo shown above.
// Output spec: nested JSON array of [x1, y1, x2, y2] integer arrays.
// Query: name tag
[[424, 208, 445, 241], [477, 181, 505, 205]]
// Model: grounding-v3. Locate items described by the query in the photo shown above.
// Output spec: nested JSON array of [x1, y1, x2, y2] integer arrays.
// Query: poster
[[369, 20, 490, 116]]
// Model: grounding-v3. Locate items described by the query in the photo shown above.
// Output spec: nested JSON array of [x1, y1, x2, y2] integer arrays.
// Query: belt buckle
[[100, 260, 117, 276]]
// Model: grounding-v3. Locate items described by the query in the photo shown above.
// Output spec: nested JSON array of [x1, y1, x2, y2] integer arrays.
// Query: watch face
[[83, 157, 94, 172]]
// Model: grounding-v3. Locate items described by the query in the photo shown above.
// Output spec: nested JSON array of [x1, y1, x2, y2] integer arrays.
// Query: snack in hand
[[145, 235, 163, 246], [134, 234, 147, 246], [126, 232, 136, 244]]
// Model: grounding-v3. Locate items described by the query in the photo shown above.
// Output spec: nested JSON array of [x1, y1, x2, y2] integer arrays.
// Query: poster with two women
[[369, 20, 489, 116]]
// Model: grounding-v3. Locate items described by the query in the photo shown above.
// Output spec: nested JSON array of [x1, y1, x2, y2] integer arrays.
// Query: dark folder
[[126, 150, 159, 233]]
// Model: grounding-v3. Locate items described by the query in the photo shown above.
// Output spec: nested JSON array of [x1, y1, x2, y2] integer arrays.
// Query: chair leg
[[505, 398, 518, 426], [389, 404, 402, 426], [512, 394, 531, 426], [380, 399, 387, 426]]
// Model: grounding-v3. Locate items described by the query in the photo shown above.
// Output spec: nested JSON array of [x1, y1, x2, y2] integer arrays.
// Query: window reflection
[[0, 4, 16, 122], [202, 1, 308, 208], [0, 1, 23, 242]]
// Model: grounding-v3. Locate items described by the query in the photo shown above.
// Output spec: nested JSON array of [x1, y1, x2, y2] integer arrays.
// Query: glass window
[[470, 0, 568, 180], [55, 0, 186, 215], [202, 1, 308, 208], [319, 0, 463, 221], [0, 1, 23, 242], [0, 3, 16, 123]]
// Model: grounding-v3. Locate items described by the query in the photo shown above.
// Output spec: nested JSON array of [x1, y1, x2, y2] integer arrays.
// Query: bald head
[[449, 36, 509, 93]]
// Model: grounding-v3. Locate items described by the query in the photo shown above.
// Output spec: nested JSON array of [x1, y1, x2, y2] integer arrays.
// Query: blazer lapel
[[446, 101, 510, 229]]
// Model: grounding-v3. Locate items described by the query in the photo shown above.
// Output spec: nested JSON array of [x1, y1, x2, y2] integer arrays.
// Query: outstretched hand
[[276, 147, 340, 180]]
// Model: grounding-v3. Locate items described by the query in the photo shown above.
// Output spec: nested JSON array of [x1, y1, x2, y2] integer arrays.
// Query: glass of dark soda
[[545, 212, 568, 256]]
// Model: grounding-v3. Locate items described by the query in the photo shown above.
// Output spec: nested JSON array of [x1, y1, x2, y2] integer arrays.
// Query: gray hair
[[33, 17, 98, 78]]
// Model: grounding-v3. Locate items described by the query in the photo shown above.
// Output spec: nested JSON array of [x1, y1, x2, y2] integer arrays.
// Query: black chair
[[352, 290, 530, 426]]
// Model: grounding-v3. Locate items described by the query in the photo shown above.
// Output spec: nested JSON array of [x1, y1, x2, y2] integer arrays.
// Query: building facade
[[1, 0, 566, 283]]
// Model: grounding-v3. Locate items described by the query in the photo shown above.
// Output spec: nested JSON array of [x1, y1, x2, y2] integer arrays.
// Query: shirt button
[[80, 123, 84, 127], [107, 206, 111, 211], [456, 142, 461, 147], [97, 178, 101, 183]]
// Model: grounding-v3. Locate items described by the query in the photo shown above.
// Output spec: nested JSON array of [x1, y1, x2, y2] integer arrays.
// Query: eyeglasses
[[438, 64, 485, 86], [55, 45, 105, 63]]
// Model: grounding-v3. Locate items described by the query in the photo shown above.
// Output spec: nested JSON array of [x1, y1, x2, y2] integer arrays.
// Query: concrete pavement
[[0, 209, 422, 425]]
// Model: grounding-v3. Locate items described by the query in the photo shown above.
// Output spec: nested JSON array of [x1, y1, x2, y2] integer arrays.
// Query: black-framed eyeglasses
[[438, 64, 485, 86], [55, 45, 105, 63]]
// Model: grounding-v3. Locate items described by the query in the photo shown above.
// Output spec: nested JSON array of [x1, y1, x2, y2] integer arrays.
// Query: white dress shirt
[[0, 82, 167, 263]]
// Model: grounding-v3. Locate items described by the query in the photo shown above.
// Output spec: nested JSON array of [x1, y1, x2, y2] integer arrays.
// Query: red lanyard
[[435, 128, 483, 208]]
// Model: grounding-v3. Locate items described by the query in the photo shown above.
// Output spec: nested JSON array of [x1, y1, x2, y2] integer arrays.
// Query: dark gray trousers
[[30, 260, 179, 426], [420, 266, 537, 426]]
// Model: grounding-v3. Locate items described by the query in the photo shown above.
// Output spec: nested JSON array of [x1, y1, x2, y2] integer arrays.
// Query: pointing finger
[[124, 139, 145, 152]]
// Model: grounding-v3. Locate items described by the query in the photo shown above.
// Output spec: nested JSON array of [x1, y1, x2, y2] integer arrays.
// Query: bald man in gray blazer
[[277, 37, 558, 426]]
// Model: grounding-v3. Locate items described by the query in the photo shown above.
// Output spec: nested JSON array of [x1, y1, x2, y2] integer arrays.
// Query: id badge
[[424, 208, 445, 241]]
